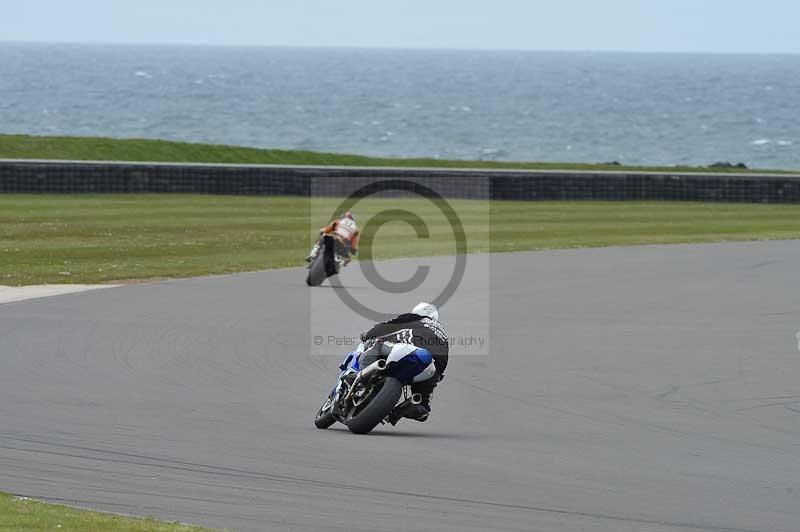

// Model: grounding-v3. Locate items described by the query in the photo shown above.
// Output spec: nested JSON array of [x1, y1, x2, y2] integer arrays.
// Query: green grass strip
[[1, 194, 799, 285], [1, 134, 797, 173], [0, 492, 222, 532]]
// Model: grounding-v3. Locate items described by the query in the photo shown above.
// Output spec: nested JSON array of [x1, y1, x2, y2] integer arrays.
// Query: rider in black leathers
[[359, 302, 448, 422]]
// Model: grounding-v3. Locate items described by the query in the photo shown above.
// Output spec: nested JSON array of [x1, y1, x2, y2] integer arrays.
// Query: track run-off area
[[2, 241, 800, 532]]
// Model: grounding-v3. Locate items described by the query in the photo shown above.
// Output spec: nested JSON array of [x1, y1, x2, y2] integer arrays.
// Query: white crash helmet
[[411, 301, 439, 321]]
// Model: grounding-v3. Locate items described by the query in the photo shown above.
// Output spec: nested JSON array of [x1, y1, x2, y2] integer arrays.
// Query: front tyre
[[346, 377, 403, 434], [314, 396, 336, 429], [306, 253, 326, 286]]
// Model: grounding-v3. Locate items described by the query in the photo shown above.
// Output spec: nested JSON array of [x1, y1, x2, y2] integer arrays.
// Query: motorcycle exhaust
[[391, 393, 424, 419], [356, 359, 387, 383], [343, 359, 388, 403]]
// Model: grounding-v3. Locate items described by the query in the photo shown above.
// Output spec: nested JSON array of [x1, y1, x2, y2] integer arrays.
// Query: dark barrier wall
[[2, 160, 800, 202]]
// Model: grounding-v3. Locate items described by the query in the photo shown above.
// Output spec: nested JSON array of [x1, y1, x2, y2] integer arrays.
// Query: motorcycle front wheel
[[306, 253, 327, 286], [314, 396, 337, 429]]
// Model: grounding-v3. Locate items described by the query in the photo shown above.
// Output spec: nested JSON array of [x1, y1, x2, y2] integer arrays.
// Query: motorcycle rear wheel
[[346, 377, 403, 434]]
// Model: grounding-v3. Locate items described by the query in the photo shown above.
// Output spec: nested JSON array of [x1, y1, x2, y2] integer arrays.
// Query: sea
[[1, 42, 798, 168]]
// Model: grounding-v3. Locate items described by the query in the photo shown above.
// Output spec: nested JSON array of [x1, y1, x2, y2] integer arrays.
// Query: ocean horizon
[[1, 42, 798, 168]]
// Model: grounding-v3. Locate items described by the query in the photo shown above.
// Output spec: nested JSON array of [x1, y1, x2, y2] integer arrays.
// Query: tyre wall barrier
[[2, 160, 800, 202]]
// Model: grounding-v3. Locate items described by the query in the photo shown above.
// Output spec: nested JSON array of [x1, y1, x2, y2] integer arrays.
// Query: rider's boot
[[408, 394, 431, 422], [386, 383, 433, 425], [406, 380, 437, 422], [387, 403, 427, 425], [305, 242, 320, 262]]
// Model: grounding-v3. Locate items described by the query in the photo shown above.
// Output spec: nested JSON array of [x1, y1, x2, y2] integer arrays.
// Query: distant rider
[[359, 302, 448, 422], [306, 211, 360, 264]]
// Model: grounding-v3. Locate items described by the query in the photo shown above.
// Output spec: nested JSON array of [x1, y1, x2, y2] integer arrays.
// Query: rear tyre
[[314, 397, 336, 429], [306, 254, 326, 286], [346, 377, 403, 435]]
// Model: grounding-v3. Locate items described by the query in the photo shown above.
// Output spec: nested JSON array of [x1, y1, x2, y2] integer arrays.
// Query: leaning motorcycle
[[306, 234, 348, 286], [314, 340, 437, 434]]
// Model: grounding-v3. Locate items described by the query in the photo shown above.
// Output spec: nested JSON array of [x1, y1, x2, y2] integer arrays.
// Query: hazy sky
[[2, 0, 798, 53]]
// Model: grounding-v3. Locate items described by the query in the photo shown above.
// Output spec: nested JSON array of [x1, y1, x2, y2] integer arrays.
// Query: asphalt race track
[[2, 241, 800, 532]]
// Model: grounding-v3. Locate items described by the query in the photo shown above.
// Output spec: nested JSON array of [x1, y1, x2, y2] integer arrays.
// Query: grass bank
[[1, 194, 799, 285], [1, 134, 794, 173], [0, 492, 220, 532]]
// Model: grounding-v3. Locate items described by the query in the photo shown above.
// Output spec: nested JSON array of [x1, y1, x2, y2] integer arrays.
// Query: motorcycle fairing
[[384, 343, 435, 384]]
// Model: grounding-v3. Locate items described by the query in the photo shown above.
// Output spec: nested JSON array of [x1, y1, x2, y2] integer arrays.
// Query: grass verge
[[0, 492, 220, 532], [1, 134, 796, 173], [1, 194, 799, 286]]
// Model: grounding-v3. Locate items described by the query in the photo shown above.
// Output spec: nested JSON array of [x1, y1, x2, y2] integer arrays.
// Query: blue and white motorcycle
[[314, 339, 437, 434]]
